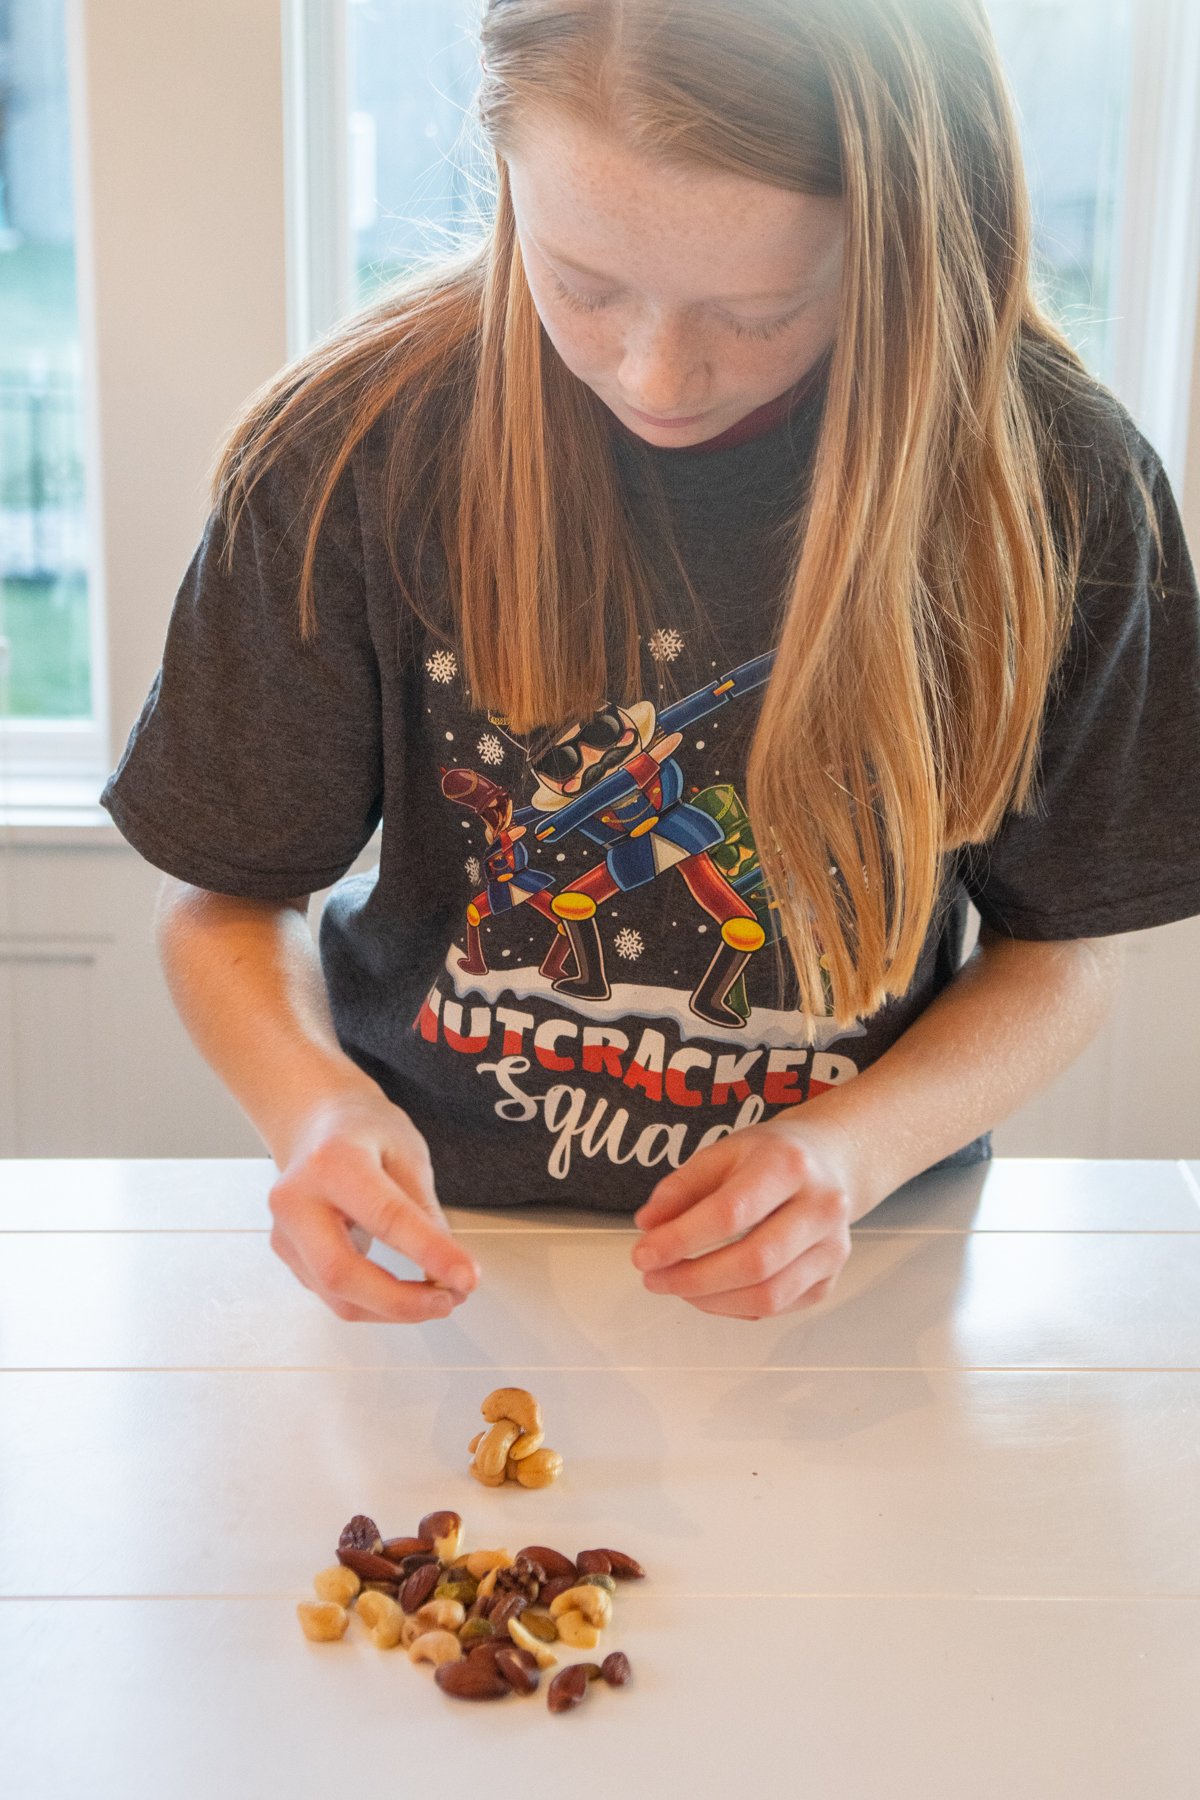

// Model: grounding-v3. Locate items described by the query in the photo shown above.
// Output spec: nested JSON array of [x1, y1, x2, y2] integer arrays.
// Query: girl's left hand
[[630, 1114, 860, 1318]]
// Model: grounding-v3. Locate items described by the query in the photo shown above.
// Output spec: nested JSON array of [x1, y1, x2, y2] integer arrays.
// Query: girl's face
[[506, 112, 845, 447]]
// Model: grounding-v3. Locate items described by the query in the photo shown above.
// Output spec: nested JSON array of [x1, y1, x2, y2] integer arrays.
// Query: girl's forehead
[[506, 112, 844, 299]]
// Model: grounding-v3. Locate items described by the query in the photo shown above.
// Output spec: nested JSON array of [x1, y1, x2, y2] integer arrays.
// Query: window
[[0, 0, 91, 725], [987, 0, 1133, 385], [339, 0, 1136, 386]]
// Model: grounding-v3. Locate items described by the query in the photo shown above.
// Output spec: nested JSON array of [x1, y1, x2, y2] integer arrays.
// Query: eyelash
[[547, 272, 805, 341]]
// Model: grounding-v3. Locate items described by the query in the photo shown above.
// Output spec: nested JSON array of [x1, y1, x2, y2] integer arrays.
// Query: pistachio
[[458, 1617, 495, 1647], [506, 1615, 559, 1669], [434, 1576, 477, 1609], [579, 1572, 617, 1595], [518, 1609, 559, 1643]]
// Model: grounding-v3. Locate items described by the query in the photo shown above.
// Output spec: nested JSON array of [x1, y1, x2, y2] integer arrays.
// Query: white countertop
[[2, 1157, 1198, 1798]]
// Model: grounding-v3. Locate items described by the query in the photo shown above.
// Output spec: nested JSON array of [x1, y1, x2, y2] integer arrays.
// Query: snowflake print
[[425, 647, 458, 684], [477, 732, 504, 766], [614, 926, 645, 961], [465, 856, 482, 886], [647, 626, 685, 663]]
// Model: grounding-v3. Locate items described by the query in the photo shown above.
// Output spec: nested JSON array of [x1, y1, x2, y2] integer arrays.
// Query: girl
[[102, 0, 1200, 1326]]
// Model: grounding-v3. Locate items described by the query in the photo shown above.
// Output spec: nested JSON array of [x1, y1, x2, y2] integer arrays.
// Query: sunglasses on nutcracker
[[530, 704, 630, 782]]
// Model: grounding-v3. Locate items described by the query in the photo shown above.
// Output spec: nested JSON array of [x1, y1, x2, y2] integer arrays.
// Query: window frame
[[3, 0, 1198, 831]]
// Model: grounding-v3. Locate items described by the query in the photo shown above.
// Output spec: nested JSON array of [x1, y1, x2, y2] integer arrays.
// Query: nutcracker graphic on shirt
[[413, 632, 866, 1182]]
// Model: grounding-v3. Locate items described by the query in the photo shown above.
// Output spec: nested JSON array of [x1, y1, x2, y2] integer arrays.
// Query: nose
[[618, 313, 708, 417]]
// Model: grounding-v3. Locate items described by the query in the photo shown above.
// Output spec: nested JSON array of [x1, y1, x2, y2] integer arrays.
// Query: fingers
[[633, 1137, 805, 1271], [639, 1196, 817, 1300], [633, 1137, 737, 1231], [269, 1127, 480, 1323], [688, 1244, 843, 1319]]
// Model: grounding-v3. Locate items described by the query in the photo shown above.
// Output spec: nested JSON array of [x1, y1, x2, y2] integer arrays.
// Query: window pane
[[344, 1, 1133, 384], [986, 0, 1133, 383], [0, 0, 91, 722], [347, 0, 483, 305]]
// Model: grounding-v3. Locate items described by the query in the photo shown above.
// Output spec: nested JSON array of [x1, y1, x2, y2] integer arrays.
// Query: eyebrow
[[543, 245, 811, 302]]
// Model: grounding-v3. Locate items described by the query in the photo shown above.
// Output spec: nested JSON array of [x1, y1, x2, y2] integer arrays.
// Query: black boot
[[551, 916, 611, 1001], [690, 941, 752, 1027], [540, 925, 576, 983]]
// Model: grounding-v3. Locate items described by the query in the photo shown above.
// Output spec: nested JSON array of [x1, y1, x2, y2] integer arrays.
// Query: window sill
[[0, 771, 121, 845]]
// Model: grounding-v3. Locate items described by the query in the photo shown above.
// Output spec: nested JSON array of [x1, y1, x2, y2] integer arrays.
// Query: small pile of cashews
[[468, 1386, 563, 1489]]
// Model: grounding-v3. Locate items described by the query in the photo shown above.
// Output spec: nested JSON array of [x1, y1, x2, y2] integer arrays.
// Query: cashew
[[549, 1584, 611, 1628], [480, 1387, 543, 1437], [297, 1601, 350, 1642], [465, 1548, 514, 1580], [508, 1428, 545, 1461], [355, 1589, 405, 1649], [506, 1614, 558, 1669], [473, 1419, 520, 1482], [413, 1598, 466, 1634], [313, 1564, 361, 1607], [470, 1460, 506, 1488], [514, 1447, 563, 1489], [467, 1430, 485, 1455], [408, 1629, 464, 1666], [554, 1609, 601, 1650], [400, 1612, 425, 1650]]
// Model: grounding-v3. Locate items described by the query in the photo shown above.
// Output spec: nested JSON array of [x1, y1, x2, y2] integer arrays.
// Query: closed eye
[[546, 271, 808, 341]]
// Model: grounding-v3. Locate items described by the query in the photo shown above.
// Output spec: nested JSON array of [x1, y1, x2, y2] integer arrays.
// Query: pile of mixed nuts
[[296, 1506, 643, 1713]]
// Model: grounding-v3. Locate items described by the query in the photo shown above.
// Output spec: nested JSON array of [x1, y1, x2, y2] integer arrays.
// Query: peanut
[[297, 1601, 350, 1643]]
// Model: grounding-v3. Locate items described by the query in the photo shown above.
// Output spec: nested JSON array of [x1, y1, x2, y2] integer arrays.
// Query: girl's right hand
[[267, 1092, 480, 1323]]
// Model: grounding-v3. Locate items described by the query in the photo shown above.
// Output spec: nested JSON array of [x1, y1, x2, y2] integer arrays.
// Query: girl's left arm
[[631, 929, 1126, 1317]]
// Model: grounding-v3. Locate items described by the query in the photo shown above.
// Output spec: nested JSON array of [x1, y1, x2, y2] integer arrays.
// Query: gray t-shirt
[[101, 367, 1200, 1208]]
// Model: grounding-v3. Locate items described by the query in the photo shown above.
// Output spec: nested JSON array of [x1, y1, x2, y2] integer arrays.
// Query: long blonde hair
[[213, 0, 1161, 1025]]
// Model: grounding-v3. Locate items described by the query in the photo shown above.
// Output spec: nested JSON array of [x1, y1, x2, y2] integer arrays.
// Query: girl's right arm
[[154, 875, 480, 1322]]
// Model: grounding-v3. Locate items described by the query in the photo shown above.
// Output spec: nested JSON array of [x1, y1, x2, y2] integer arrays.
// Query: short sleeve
[[963, 431, 1200, 939], [100, 445, 384, 899]]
